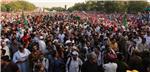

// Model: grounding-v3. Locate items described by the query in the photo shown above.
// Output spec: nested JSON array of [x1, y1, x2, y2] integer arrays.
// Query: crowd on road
[[1, 11, 150, 72]]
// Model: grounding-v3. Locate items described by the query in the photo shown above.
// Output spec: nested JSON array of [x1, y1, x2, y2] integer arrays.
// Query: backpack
[[67, 57, 82, 72]]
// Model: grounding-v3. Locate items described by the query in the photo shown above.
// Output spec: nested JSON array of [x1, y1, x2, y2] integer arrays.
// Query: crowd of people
[[0, 11, 150, 72]]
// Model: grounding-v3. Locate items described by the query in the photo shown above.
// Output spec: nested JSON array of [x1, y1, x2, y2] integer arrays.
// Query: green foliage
[[1, 4, 12, 12], [127, 1, 149, 13], [1, 1, 36, 12], [115, 1, 128, 12], [95, 1, 105, 11], [1, 4, 7, 12], [46, 7, 65, 12], [68, 3, 87, 11], [104, 1, 117, 13], [68, 1, 150, 13]]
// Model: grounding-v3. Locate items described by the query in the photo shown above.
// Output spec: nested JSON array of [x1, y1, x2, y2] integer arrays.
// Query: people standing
[[38, 36, 48, 54], [103, 57, 118, 72], [137, 38, 149, 52], [51, 51, 65, 72], [1, 55, 20, 72], [66, 51, 83, 72], [13, 46, 31, 72], [81, 52, 99, 72]]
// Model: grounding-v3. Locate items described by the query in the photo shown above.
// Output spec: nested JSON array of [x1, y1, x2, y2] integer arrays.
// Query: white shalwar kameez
[[13, 48, 31, 72]]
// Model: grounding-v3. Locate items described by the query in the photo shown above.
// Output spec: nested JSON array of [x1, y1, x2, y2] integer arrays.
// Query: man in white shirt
[[133, 36, 142, 47], [66, 51, 83, 72], [137, 38, 150, 52], [58, 31, 65, 43], [145, 32, 150, 48], [1, 42, 10, 58], [103, 62, 118, 72], [32, 34, 39, 43], [38, 36, 48, 54], [103, 53, 118, 72], [13, 46, 31, 72]]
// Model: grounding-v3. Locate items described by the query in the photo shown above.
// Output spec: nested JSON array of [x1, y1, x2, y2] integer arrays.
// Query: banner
[[123, 14, 128, 28]]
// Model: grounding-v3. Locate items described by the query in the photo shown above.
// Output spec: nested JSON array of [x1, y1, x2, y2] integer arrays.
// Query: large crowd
[[0, 11, 150, 72]]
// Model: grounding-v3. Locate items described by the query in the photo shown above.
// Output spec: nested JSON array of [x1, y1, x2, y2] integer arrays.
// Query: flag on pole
[[123, 14, 128, 28], [24, 19, 28, 25], [22, 11, 25, 19], [75, 16, 80, 20], [17, 19, 21, 24], [22, 11, 28, 25]]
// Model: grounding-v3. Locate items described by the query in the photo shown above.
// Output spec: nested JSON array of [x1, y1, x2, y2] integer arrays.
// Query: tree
[[68, 1, 150, 13], [127, 1, 150, 13], [48, 7, 65, 12], [115, 1, 128, 12], [69, 3, 87, 11], [1, 1, 36, 12], [85, 1, 97, 11], [103, 1, 117, 13], [95, 1, 105, 12], [1, 4, 7, 12]]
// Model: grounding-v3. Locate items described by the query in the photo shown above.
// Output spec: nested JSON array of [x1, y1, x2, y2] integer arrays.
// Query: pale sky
[[25, 0, 150, 8], [25, 0, 86, 8]]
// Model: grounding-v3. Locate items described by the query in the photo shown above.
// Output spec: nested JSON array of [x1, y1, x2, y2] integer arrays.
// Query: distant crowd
[[1, 11, 150, 72]]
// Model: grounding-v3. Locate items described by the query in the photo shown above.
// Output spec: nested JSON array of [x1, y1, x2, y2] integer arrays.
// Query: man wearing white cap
[[38, 36, 48, 54], [66, 51, 83, 72]]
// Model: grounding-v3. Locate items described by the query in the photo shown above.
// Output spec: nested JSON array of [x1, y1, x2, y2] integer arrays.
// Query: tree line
[[47, 1, 150, 13], [1, 1, 150, 13]]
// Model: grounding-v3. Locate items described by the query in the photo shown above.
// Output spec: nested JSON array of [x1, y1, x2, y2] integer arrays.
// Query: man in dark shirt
[[116, 53, 128, 72], [1, 55, 19, 72], [81, 52, 99, 72]]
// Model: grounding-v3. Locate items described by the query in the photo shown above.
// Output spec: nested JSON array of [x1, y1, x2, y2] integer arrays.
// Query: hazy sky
[[25, 0, 150, 8], [25, 0, 86, 8]]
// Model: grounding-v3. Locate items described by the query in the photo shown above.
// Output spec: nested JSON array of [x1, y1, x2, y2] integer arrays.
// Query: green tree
[[103, 1, 117, 13], [68, 1, 150, 13], [95, 1, 105, 12], [1, 1, 36, 12], [5, 4, 12, 12], [48, 7, 65, 12], [69, 3, 87, 11], [1, 4, 7, 12], [85, 1, 97, 11], [127, 1, 149, 13], [115, 1, 128, 12]]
